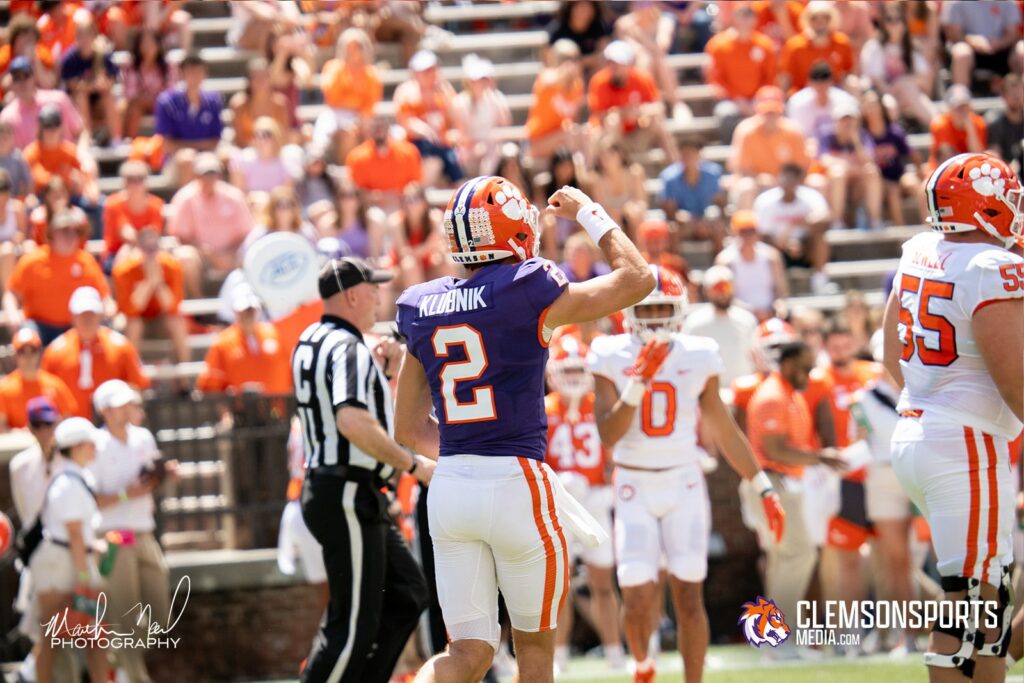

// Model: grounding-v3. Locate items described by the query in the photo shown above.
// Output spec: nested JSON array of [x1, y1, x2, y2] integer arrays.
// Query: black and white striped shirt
[[292, 315, 395, 479]]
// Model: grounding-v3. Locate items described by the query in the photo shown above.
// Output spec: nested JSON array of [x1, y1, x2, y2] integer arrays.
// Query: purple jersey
[[396, 258, 568, 460]]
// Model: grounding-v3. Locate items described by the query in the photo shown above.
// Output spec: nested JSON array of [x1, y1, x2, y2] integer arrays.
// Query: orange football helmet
[[752, 317, 798, 372], [547, 334, 592, 399], [443, 175, 541, 265], [625, 265, 687, 341], [926, 152, 1023, 247]]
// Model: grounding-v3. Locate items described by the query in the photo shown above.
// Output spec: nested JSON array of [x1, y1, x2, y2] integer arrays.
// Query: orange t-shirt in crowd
[[393, 79, 456, 140], [754, 0, 803, 46], [41, 327, 151, 418], [928, 112, 988, 169], [24, 141, 82, 194], [7, 246, 109, 327], [346, 138, 422, 193], [102, 191, 165, 257], [320, 60, 382, 117], [587, 66, 660, 131], [0, 369, 78, 429], [731, 371, 768, 414], [779, 31, 855, 91], [544, 392, 607, 487], [803, 361, 882, 483], [705, 29, 778, 101], [36, 3, 84, 60], [273, 299, 323, 356], [197, 323, 293, 395], [747, 372, 815, 478], [730, 116, 810, 176], [111, 252, 184, 319], [525, 74, 583, 140], [9, 1, 40, 17], [0, 44, 56, 73]]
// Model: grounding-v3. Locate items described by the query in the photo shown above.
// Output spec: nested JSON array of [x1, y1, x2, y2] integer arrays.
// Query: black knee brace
[[977, 564, 1014, 659], [925, 575, 985, 679]]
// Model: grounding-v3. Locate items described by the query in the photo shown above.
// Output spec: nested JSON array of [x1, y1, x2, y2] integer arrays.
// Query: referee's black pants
[[300, 471, 428, 683]]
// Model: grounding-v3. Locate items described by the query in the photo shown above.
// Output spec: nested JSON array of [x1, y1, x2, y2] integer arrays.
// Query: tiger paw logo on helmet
[[968, 162, 1006, 198], [494, 183, 530, 222], [738, 596, 790, 648]]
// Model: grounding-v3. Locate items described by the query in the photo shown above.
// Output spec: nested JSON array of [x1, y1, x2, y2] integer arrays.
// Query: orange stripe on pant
[[535, 460, 570, 624], [518, 457, 557, 630], [962, 427, 981, 577], [981, 433, 999, 584]]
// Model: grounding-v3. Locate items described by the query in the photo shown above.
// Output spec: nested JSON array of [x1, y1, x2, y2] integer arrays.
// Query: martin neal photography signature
[[44, 576, 191, 649]]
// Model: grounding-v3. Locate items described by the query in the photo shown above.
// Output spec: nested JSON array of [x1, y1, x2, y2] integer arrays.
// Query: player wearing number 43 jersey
[[588, 265, 785, 683], [393, 176, 655, 683], [882, 152, 1024, 682]]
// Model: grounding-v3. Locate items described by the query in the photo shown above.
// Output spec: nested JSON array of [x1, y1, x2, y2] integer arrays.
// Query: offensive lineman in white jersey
[[883, 152, 1024, 682], [588, 265, 785, 683]]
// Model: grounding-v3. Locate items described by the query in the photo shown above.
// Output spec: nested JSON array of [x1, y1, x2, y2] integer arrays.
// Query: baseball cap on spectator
[[731, 210, 759, 232], [833, 101, 860, 120], [12, 327, 41, 351], [755, 86, 785, 114], [604, 40, 636, 66], [703, 265, 734, 294], [94, 379, 139, 412], [27, 396, 59, 425], [38, 105, 62, 129], [638, 219, 670, 240], [9, 56, 32, 77], [69, 286, 104, 315], [552, 38, 581, 62], [809, 62, 833, 82], [194, 152, 222, 176], [316, 237, 352, 261], [734, 2, 756, 17], [463, 54, 495, 81], [409, 50, 438, 72], [119, 159, 148, 180], [232, 285, 263, 313], [55, 416, 100, 449], [946, 84, 972, 109], [51, 206, 87, 232], [318, 257, 393, 300]]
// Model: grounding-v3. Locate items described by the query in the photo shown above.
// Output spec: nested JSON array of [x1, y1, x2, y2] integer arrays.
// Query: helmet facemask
[[625, 300, 686, 342]]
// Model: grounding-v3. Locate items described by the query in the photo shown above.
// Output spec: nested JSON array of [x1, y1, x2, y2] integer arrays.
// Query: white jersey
[[895, 231, 1024, 439], [587, 333, 723, 469]]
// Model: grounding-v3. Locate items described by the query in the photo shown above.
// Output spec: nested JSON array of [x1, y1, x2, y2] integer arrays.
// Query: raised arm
[[544, 186, 655, 330]]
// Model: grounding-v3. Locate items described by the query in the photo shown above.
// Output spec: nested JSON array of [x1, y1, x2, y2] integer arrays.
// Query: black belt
[[308, 465, 386, 487], [46, 538, 95, 554]]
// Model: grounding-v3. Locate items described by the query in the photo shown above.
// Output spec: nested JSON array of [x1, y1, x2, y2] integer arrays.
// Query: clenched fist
[[546, 185, 594, 222]]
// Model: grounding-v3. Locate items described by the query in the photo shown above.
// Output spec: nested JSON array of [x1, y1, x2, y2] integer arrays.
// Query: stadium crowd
[[0, 1, 1021, 682]]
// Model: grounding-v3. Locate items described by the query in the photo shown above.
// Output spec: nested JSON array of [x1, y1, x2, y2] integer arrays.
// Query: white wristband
[[620, 379, 646, 407], [752, 470, 774, 497], [577, 203, 619, 244]]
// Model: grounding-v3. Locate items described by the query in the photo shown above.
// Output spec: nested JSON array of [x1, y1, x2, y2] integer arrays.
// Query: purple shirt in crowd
[[154, 86, 224, 142], [396, 258, 568, 460]]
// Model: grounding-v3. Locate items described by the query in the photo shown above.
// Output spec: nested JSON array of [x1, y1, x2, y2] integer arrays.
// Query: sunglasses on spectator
[[124, 175, 146, 184], [41, 122, 62, 130], [29, 420, 56, 429], [255, 130, 274, 140], [11, 72, 31, 82], [884, 15, 903, 24], [15, 346, 40, 356], [339, 191, 358, 200], [274, 201, 295, 209]]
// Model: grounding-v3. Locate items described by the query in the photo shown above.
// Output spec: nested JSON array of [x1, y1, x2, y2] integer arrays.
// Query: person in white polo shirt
[[31, 416, 108, 683], [89, 379, 176, 683]]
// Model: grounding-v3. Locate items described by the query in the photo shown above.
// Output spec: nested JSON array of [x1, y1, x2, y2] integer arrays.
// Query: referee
[[295, 257, 434, 683]]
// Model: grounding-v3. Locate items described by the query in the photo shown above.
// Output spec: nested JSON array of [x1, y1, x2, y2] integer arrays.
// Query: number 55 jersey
[[396, 257, 568, 460], [894, 230, 1024, 439]]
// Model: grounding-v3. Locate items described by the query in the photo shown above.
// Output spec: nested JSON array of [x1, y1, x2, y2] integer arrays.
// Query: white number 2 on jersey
[[431, 324, 497, 424], [549, 423, 602, 470]]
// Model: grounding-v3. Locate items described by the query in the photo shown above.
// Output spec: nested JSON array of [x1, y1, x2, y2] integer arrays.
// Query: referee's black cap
[[318, 257, 394, 299]]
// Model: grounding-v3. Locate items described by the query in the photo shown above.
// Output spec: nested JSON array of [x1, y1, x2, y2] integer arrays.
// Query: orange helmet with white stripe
[[926, 152, 1023, 248], [547, 334, 592, 399], [443, 176, 541, 265], [752, 317, 799, 372], [625, 265, 687, 341]]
